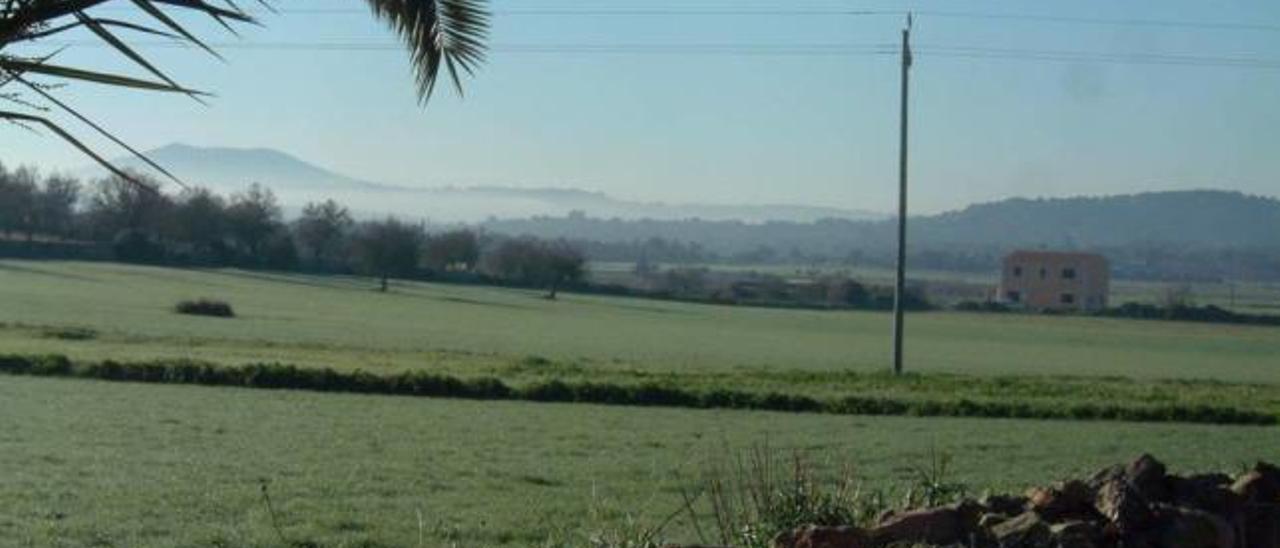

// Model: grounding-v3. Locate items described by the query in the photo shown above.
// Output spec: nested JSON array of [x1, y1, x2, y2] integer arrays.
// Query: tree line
[[0, 165, 585, 297]]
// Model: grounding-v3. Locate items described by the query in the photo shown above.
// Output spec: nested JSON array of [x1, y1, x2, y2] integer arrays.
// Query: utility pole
[[892, 13, 912, 375]]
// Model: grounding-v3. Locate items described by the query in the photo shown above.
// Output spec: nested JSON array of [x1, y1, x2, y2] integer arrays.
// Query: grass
[[3, 375, 1278, 548], [590, 261, 1280, 312], [6, 354, 1271, 424], [1, 260, 1278, 384]]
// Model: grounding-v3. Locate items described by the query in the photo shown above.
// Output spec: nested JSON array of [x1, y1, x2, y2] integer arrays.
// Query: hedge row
[[0, 354, 1273, 426]]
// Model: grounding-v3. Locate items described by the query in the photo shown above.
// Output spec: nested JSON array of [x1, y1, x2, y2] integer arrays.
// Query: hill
[[484, 190, 1280, 252], [82, 144, 884, 223], [915, 190, 1280, 248]]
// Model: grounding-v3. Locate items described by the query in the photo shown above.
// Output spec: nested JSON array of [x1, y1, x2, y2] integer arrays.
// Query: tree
[[85, 173, 173, 241], [0, 164, 37, 238], [483, 237, 585, 299], [539, 242, 586, 299], [225, 183, 282, 262], [1, 0, 490, 189], [172, 187, 229, 263], [34, 175, 80, 239], [352, 218, 424, 292], [424, 229, 480, 272], [294, 200, 353, 271]]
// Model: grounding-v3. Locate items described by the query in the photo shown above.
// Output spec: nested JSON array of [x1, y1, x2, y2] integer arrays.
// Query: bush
[[0, 354, 1272, 426], [953, 301, 1012, 313], [40, 326, 98, 341], [174, 298, 235, 318]]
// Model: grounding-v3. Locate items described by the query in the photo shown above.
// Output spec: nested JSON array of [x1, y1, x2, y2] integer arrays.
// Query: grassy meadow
[[2, 259, 1279, 546], [2, 260, 1278, 384], [3, 375, 1279, 548], [590, 261, 1280, 313]]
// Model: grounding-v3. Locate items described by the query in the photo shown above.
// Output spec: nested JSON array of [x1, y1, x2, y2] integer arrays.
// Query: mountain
[[911, 190, 1280, 248], [480, 190, 1280, 259], [94, 143, 389, 191], [82, 144, 885, 223]]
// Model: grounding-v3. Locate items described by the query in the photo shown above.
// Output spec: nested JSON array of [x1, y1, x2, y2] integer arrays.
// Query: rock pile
[[771, 455, 1279, 548]]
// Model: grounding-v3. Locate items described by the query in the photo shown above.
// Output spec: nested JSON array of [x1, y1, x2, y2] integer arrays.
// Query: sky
[[3, 0, 1280, 214]]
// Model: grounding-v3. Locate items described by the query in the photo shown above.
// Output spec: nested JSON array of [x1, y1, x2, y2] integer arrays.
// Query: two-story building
[[998, 250, 1110, 312]]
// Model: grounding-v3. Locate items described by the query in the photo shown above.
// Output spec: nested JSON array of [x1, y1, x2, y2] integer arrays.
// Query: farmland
[[2, 260, 1279, 384], [3, 375, 1279, 547], [2, 259, 1280, 546]]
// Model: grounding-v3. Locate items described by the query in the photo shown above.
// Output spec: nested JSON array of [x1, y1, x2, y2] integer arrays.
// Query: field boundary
[[1, 354, 1273, 425]]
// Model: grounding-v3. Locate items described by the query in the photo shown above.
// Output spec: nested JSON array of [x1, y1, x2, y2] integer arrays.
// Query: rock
[[989, 511, 1052, 547], [980, 493, 1028, 516], [1171, 474, 1245, 517], [1153, 504, 1234, 548], [870, 505, 968, 547], [771, 525, 872, 548], [1126, 454, 1171, 502], [1087, 454, 1171, 505], [1027, 479, 1095, 520], [664, 545, 733, 548], [1050, 520, 1102, 548], [1093, 477, 1154, 534], [1233, 462, 1280, 504], [1240, 504, 1280, 548], [978, 512, 1009, 529]]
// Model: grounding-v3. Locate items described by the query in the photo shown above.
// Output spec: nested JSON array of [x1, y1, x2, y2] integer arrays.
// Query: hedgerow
[[0, 354, 1273, 426]]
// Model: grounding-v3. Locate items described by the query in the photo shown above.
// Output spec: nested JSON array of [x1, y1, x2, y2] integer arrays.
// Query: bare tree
[[294, 200, 353, 271], [484, 237, 585, 299], [424, 229, 480, 272], [34, 174, 80, 239], [225, 183, 282, 261], [352, 217, 424, 292]]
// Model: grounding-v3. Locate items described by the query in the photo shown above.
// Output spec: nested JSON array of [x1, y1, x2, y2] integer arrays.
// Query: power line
[[80, 6, 1280, 32], [913, 45, 1280, 69], [24, 39, 1280, 68], [26, 40, 900, 56], [915, 10, 1280, 33]]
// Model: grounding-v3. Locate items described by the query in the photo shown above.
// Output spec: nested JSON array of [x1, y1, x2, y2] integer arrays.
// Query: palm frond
[[0, 109, 161, 194], [364, 0, 490, 101], [1, 0, 489, 194]]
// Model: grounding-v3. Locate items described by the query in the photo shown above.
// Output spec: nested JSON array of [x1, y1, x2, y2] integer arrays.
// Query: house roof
[[1003, 250, 1108, 264]]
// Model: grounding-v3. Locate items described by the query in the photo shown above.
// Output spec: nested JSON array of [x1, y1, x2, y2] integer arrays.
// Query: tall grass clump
[[680, 446, 881, 548]]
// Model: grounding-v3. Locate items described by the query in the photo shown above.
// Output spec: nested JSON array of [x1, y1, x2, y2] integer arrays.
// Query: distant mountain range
[[82, 144, 885, 223], [483, 190, 1280, 256], [80, 144, 1279, 255], [912, 191, 1280, 248]]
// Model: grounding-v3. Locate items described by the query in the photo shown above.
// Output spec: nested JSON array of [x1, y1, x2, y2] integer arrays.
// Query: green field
[[2, 260, 1278, 385], [3, 375, 1278, 548], [590, 261, 1280, 312], [3, 259, 1280, 546]]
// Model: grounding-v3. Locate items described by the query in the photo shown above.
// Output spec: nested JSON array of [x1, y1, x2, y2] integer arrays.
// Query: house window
[[1006, 291, 1021, 302], [1013, 266, 1023, 277], [1039, 268, 1047, 279], [1062, 267, 1077, 279], [1061, 293, 1075, 305]]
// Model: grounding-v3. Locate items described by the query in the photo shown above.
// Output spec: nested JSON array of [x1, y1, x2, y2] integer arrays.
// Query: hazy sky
[[3, 0, 1279, 213]]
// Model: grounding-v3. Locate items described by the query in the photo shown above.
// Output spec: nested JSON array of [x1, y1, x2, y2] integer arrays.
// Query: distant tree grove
[[0, 165, 584, 296]]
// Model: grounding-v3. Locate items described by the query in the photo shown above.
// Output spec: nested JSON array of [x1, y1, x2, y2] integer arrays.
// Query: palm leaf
[[0, 109, 161, 194], [1, 57, 205, 94], [364, 0, 489, 102]]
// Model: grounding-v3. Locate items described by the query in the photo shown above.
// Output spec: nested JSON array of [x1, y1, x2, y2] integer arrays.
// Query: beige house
[[998, 250, 1110, 312]]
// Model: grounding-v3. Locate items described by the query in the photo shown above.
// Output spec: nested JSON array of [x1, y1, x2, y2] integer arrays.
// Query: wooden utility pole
[[892, 13, 912, 375]]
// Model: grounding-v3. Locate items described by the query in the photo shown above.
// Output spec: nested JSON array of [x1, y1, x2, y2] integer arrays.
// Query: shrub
[[174, 298, 235, 318], [40, 326, 98, 341], [0, 354, 1272, 426]]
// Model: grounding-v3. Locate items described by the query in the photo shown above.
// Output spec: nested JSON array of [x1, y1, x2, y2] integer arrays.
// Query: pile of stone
[[771, 455, 1279, 548]]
